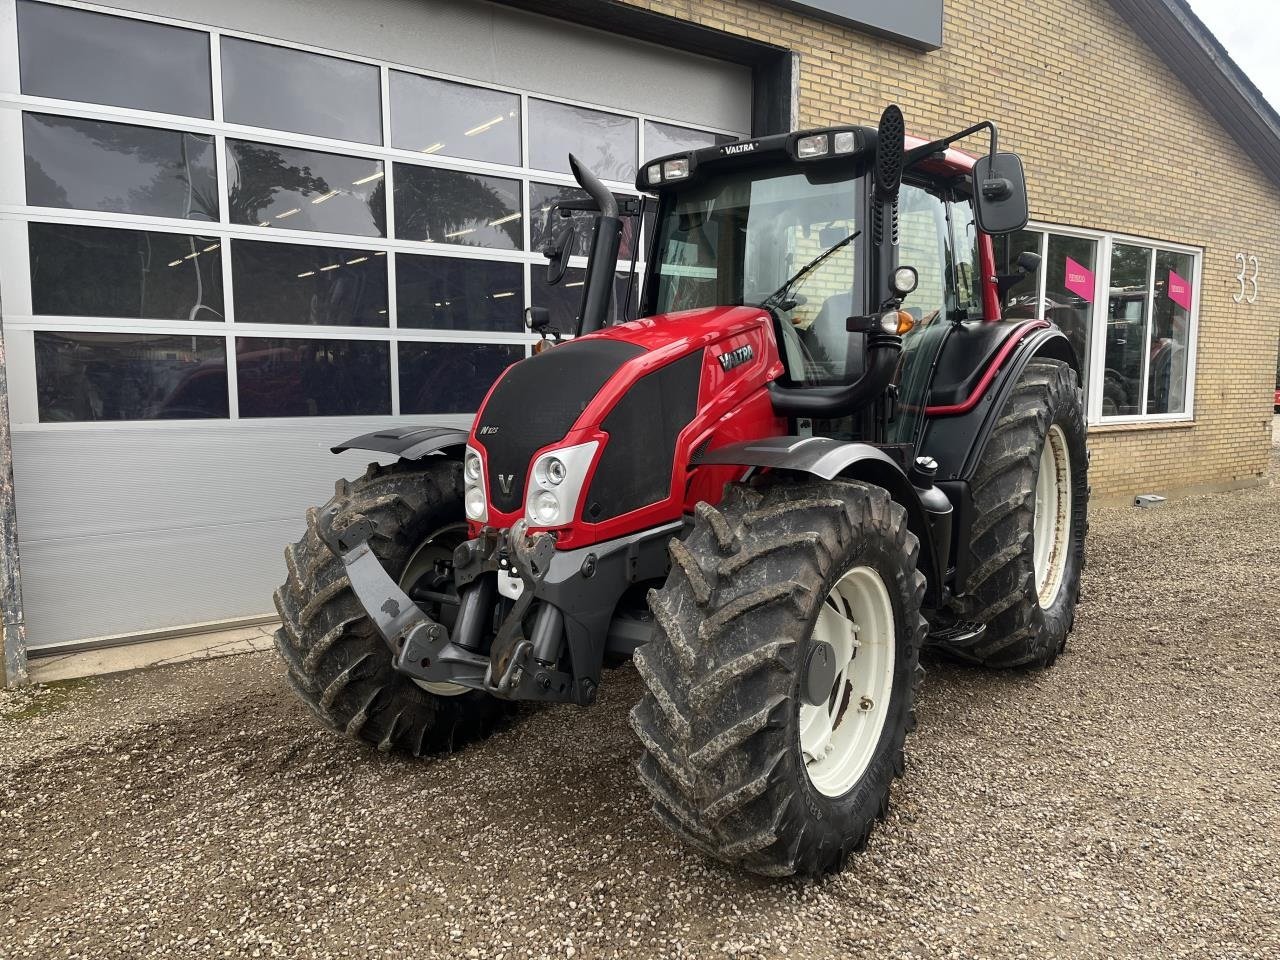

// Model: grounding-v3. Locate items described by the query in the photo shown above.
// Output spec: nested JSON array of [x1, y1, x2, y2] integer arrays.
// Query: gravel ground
[[2, 439, 1278, 960]]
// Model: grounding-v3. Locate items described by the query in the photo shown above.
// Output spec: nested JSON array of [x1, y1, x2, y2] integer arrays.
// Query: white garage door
[[0, 0, 752, 648]]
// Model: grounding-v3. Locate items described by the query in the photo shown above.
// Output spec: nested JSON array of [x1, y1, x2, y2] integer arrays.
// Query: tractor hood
[[469, 305, 783, 537]]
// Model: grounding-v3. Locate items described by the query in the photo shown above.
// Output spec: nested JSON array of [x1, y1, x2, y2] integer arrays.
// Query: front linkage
[[316, 502, 672, 707]]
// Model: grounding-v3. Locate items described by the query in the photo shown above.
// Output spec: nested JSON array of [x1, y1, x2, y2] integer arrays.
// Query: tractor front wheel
[[273, 458, 512, 754], [631, 480, 927, 877]]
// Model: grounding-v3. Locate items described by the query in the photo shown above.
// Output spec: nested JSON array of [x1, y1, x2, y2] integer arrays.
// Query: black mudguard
[[698, 437, 944, 604], [918, 324, 1080, 590], [331, 424, 470, 460]]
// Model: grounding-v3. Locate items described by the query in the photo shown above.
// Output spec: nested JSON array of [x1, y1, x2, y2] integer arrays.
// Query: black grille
[[476, 339, 644, 512], [585, 351, 703, 522]]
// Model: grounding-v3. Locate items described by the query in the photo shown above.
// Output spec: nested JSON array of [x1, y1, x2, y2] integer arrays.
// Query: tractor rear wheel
[[273, 458, 511, 754], [935, 358, 1088, 667], [631, 479, 927, 877]]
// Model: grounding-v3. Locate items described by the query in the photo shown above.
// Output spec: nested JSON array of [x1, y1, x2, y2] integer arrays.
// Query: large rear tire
[[934, 358, 1088, 667], [631, 480, 927, 877], [273, 458, 511, 754]]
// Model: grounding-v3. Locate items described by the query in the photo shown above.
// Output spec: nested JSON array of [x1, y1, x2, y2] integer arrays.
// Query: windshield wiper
[[761, 230, 861, 309]]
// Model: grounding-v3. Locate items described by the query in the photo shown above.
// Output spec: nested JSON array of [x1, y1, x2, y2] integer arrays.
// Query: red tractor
[[275, 107, 1088, 877]]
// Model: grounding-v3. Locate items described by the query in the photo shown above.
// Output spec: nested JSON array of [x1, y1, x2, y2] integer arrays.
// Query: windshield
[[648, 162, 865, 384]]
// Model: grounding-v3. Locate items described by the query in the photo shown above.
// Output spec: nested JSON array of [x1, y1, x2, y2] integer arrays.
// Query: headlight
[[645, 162, 662, 186], [662, 158, 689, 180], [463, 444, 487, 522], [525, 441, 598, 527], [796, 134, 829, 158]]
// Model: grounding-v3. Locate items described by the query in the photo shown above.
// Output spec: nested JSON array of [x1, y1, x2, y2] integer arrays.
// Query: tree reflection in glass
[[226, 140, 386, 237], [393, 165, 522, 250]]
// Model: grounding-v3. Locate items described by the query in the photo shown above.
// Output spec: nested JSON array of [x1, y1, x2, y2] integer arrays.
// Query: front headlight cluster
[[525, 441, 598, 528], [463, 445, 487, 522]]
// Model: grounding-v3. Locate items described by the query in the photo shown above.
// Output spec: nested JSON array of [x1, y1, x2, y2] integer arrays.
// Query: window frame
[[0, 0, 745, 426], [1004, 221, 1202, 427]]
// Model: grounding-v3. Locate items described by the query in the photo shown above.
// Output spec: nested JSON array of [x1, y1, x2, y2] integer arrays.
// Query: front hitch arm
[[316, 511, 488, 689]]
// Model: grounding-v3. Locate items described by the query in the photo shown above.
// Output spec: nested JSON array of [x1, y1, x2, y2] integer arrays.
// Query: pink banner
[[1168, 269, 1192, 311], [1064, 256, 1094, 302]]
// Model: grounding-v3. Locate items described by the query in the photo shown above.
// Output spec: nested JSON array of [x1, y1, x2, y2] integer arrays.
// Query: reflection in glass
[[1103, 243, 1152, 417], [529, 99, 636, 181], [393, 164, 521, 249], [1044, 234, 1098, 387], [231, 240, 387, 327], [530, 182, 637, 260], [29, 222, 223, 321], [24, 114, 218, 221], [221, 38, 381, 145], [532, 267, 636, 330], [227, 140, 385, 237], [399, 342, 523, 414], [643, 121, 733, 160], [236, 338, 389, 417], [17, 0, 212, 118], [34, 332, 227, 422], [397, 254, 523, 332], [1150, 250, 1193, 415], [390, 72, 519, 165]]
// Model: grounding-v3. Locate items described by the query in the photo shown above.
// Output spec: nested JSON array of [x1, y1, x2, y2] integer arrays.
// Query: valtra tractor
[[274, 106, 1088, 877]]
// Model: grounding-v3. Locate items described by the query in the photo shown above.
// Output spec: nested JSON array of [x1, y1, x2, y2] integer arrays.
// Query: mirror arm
[[902, 119, 999, 169]]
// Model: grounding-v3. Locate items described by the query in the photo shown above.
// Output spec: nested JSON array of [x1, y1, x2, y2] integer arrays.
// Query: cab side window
[[949, 194, 984, 320]]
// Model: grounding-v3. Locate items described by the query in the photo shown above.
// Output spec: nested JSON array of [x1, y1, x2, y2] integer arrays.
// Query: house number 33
[[1234, 253, 1260, 303]]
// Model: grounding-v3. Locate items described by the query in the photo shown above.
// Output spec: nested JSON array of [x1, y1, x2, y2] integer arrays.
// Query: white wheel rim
[[799, 565, 896, 798], [1032, 424, 1072, 609], [402, 523, 471, 698]]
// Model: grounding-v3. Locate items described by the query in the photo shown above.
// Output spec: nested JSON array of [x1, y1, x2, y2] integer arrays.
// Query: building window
[[389, 73, 520, 165], [530, 181, 638, 260], [393, 164, 522, 248], [230, 240, 388, 327], [235, 337, 390, 417], [16, 0, 212, 118], [226, 140, 385, 237], [396, 254, 523, 332], [995, 226, 1199, 423], [34, 332, 228, 422], [643, 120, 733, 158], [29, 222, 224, 321], [220, 38, 382, 145], [399, 342, 524, 414], [528, 99, 637, 181], [24, 113, 218, 220]]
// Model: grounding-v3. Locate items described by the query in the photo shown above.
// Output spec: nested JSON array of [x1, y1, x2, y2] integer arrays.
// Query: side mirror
[[972, 152, 1029, 234], [543, 220, 574, 284], [996, 250, 1042, 303]]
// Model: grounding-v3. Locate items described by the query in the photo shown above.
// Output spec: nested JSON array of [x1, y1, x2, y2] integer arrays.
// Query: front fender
[[698, 437, 943, 605], [331, 424, 470, 460]]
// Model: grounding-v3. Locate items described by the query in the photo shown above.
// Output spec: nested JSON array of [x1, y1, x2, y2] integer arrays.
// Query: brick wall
[[622, 0, 1280, 499]]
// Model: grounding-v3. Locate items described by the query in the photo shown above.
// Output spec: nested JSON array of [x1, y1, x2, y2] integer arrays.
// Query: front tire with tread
[[631, 479, 927, 877]]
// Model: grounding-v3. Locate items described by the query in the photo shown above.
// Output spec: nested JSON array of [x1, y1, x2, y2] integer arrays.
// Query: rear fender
[[698, 437, 943, 604], [331, 425, 470, 460]]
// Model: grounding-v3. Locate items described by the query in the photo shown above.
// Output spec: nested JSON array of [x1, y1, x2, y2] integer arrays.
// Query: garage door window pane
[[231, 240, 387, 327], [396, 254, 523, 332], [17, 0, 212, 118], [1103, 243, 1152, 417], [393, 164, 521, 249], [390, 72, 519, 165], [236, 338, 389, 417], [643, 121, 732, 159], [1150, 250, 1194, 415], [399, 342, 522, 414], [221, 38, 381, 145], [24, 114, 218, 221], [530, 182, 637, 260], [35, 332, 227, 422], [29, 222, 224, 321], [1044, 234, 1097, 386], [529, 99, 636, 181], [227, 141, 385, 237]]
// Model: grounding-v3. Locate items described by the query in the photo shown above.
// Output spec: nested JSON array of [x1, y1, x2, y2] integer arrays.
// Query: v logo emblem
[[497, 474, 515, 495]]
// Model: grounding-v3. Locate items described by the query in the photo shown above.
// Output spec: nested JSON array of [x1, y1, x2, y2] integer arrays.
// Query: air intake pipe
[[768, 332, 902, 417], [568, 154, 622, 337]]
